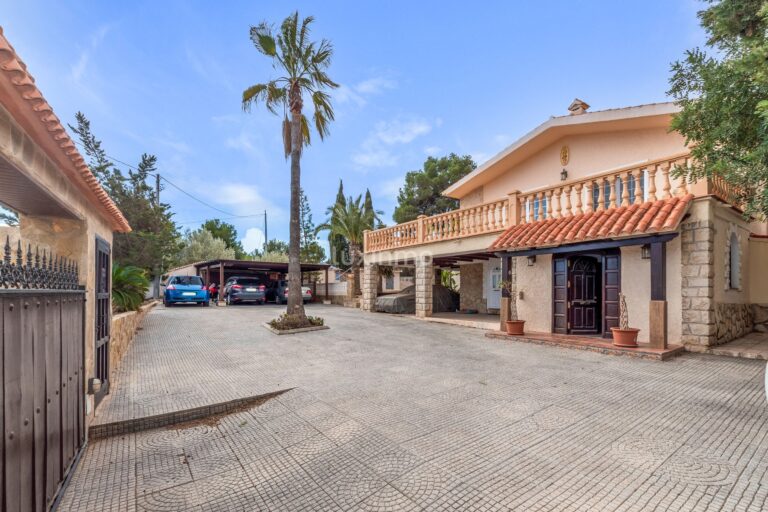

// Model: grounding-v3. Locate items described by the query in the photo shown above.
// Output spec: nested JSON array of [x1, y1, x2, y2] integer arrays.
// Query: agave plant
[[112, 264, 150, 313]]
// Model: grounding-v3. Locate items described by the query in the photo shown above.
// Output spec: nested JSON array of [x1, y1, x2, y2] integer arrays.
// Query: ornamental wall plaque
[[560, 145, 570, 166]]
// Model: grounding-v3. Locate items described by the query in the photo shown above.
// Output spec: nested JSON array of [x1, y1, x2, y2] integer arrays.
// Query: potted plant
[[611, 293, 640, 347], [500, 279, 525, 335]]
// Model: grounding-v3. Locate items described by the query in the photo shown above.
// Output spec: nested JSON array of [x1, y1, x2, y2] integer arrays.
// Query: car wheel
[[202, 301, 209, 307], [164, 300, 172, 307]]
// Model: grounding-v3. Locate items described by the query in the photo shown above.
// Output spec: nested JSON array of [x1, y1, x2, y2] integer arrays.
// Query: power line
[[175, 213, 266, 225], [71, 139, 258, 218]]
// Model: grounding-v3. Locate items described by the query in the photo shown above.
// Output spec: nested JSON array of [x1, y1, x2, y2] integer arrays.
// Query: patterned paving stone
[[59, 305, 768, 511], [135, 451, 192, 495]]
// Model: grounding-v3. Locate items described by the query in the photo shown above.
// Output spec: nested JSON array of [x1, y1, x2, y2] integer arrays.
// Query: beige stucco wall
[[620, 238, 682, 343], [459, 186, 484, 209], [712, 207, 752, 304], [0, 102, 116, 419], [466, 127, 687, 202], [515, 254, 553, 332], [750, 238, 768, 304], [365, 232, 501, 266]]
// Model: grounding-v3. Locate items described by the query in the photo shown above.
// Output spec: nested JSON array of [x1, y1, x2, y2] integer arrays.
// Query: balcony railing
[[519, 153, 692, 222], [364, 152, 743, 253], [365, 198, 509, 252]]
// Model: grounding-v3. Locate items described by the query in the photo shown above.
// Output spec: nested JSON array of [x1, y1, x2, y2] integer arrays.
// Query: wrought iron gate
[[94, 237, 110, 406], [1, 237, 85, 511]]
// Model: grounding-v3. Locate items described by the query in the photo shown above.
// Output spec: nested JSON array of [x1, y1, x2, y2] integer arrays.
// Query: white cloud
[[241, 227, 266, 253], [333, 84, 366, 107], [69, 24, 111, 83], [354, 77, 396, 95], [424, 145, 442, 156], [225, 132, 258, 153], [352, 116, 433, 169], [216, 184, 282, 218], [334, 76, 397, 107], [374, 118, 431, 145]]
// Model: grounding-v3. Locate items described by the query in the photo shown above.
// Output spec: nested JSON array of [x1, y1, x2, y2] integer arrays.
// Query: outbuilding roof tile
[[489, 194, 694, 251]]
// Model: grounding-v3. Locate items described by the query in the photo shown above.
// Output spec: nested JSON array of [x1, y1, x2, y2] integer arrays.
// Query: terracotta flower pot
[[505, 320, 525, 336], [611, 327, 640, 347]]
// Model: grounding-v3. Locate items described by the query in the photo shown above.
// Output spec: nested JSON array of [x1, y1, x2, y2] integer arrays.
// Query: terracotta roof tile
[[0, 28, 130, 232], [489, 194, 694, 252]]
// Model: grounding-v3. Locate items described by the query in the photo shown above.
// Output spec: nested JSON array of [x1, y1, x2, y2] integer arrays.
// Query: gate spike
[[34, 246, 40, 269], [16, 240, 22, 266], [4, 235, 10, 263], [26, 243, 32, 268]]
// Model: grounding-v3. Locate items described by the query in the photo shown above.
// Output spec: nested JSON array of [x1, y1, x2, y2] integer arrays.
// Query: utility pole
[[264, 210, 268, 254], [153, 173, 161, 298]]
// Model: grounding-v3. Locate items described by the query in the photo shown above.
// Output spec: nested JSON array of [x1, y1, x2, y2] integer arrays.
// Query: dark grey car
[[222, 276, 267, 305]]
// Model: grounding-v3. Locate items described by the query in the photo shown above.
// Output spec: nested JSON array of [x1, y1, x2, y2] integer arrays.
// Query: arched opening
[[729, 232, 740, 290]]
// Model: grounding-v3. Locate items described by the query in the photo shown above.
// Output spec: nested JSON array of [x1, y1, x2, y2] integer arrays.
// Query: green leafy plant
[[268, 313, 324, 330], [440, 270, 458, 292], [112, 264, 150, 313]]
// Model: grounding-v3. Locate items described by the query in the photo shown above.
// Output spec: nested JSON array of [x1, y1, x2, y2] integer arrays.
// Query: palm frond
[[300, 114, 311, 147], [242, 83, 268, 112], [282, 116, 291, 159], [249, 22, 277, 56]]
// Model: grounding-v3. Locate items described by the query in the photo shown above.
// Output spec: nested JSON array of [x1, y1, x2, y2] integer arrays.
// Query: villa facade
[[362, 100, 768, 351]]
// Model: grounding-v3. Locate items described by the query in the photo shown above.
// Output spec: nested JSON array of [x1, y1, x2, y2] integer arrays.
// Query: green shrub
[[112, 264, 150, 313], [268, 314, 324, 330]]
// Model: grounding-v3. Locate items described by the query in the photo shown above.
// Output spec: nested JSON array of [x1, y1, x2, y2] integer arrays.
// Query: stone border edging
[[261, 323, 330, 335], [89, 389, 291, 439], [485, 332, 684, 361]]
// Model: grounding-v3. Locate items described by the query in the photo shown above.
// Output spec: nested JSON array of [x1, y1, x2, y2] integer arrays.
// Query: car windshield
[[237, 279, 261, 286], [172, 276, 203, 286]]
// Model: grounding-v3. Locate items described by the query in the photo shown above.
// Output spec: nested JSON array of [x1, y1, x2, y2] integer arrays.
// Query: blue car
[[163, 275, 210, 307]]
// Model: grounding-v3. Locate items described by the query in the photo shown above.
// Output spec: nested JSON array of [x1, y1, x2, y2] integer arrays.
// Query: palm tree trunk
[[287, 87, 306, 319], [350, 243, 361, 296]]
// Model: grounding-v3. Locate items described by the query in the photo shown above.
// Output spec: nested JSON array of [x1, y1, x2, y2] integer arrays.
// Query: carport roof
[[193, 259, 331, 273]]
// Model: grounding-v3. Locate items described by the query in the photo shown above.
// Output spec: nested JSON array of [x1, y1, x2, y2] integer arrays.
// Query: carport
[[193, 259, 332, 300]]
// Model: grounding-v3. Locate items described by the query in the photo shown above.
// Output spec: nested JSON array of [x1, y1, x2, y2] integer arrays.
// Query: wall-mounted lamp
[[560, 168, 568, 181], [527, 255, 536, 266], [641, 244, 651, 259]]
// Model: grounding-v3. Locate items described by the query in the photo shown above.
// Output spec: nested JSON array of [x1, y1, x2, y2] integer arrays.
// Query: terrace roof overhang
[[193, 259, 331, 273], [492, 232, 679, 258]]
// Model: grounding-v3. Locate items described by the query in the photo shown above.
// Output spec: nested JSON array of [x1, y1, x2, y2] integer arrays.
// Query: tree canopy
[[326, 180, 349, 269], [69, 113, 180, 276], [177, 229, 235, 265], [299, 188, 326, 263], [669, 0, 768, 217], [201, 219, 246, 259], [392, 154, 476, 224]]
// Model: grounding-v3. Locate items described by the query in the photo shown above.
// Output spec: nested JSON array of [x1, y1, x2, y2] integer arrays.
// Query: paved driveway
[[61, 305, 768, 511]]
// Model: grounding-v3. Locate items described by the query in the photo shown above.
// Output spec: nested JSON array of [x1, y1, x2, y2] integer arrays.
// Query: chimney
[[568, 98, 590, 115]]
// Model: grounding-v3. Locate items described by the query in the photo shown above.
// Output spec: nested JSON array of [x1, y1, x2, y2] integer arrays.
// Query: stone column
[[680, 204, 716, 347], [415, 256, 433, 318], [361, 262, 379, 312]]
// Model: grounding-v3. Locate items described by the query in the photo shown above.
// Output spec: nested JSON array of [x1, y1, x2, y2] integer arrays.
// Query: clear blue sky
[[0, 1, 706, 254]]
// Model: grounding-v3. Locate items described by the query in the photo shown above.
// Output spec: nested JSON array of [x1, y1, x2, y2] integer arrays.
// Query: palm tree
[[242, 12, 337, 320], [317, 194, 382, 295]]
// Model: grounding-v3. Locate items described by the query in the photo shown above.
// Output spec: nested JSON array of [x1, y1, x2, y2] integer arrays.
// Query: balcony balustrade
[[364, 152, 742, 253]]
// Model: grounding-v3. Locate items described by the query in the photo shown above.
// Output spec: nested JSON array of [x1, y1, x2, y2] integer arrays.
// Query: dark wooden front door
[[94, 237, 111, 406], [568, 256, 600, 334]]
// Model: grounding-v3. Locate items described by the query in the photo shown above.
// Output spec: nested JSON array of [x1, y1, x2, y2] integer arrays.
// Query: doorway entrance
[[569, 256, 600, 334], [552, 250, 620, 337]]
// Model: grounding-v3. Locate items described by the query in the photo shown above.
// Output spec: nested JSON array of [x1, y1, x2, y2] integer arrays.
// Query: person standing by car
[[208, 282, 218, 303]]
